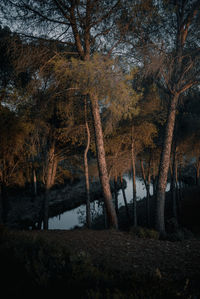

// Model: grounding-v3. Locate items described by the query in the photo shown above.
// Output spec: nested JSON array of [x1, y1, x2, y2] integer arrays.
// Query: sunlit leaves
[[52, 53, 140, 119]]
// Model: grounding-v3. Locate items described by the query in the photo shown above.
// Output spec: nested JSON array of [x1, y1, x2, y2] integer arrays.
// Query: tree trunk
[[169, 161, 173, 190], [1, 161, 9, 224], [114, 177, 119, 216], [156, 93, 179, 234], [33, 168, 37, 197], [84, 98, 91, 228], [146, 173, 151, 227], [131, 126, 137, 227], [196, 157, 200, 186], [178, 164, 183, 202], [90, 96, 118, 229], [152, 161, 157, 196], [0, 184, 3, 224], [120, 175, 130, 221], [50, 157, 58, 188], [140, 159, 151, 227], [147, 159, 151, 227], [171, 143, 178, 222], [43, 140, 55, 230]]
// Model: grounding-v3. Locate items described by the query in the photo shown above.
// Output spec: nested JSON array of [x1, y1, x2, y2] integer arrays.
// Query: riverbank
[[6, 179, 126, 229], [0, 228, 200, 298]]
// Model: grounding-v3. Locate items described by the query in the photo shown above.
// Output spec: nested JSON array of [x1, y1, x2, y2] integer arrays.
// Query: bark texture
[[91, 97, 118, 229], [196, 157, 200, 186], [140, 159, 151, 227], [33, 168, 37, 197], [171, 141, 178, 222], [156, 94, 179, 233], [131, 126, 137, 227], [84, 99, 91, 228], [43, 140, 55, 230], [120, 175, 130, 221]]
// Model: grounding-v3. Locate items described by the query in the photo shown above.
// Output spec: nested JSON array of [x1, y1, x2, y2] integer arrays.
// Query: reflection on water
[[48, 177, 170, 230], [49, 205, 86, 230]]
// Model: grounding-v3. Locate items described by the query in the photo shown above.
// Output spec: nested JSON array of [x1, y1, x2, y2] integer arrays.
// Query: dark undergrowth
[[0, 229, 199, 299]]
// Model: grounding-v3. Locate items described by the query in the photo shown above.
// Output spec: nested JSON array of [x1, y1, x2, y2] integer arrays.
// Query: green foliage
[[0, 105, 29, 154], [0, 105, 31, 186], [129, 226, 160, 240], [53, 53, 140, 120]]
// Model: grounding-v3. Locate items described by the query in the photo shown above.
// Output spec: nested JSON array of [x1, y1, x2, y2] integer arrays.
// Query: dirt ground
[[31, 229, 200, 283]]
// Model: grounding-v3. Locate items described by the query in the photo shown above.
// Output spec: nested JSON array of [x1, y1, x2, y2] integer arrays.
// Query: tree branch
[[17, 32, 75, 46], [90, 0, 120, 27], [52, 0, 71, 21], [20, 1, 70, 26], [179, 80, 199, 95]]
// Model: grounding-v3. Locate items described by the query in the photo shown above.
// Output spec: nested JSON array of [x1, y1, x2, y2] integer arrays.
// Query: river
[[49, 176, 170, 229]]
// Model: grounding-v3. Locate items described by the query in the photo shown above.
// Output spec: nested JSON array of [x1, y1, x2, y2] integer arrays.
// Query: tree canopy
[[0, 1, 199, 233]]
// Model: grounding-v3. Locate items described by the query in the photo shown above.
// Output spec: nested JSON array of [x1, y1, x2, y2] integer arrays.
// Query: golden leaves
[[52, 53, 141, 120]]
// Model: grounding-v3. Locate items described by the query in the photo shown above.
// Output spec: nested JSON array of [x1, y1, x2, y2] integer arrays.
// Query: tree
[[83, 96, 91, 228], [117, 0, 200, 233], [125, 82, 160, 226], [12, 37, 85, 228], [103, 79, 160, 226], [181, 90, 200, 186], [0, 26, 34, 223], [141, 0, 200, 234], [0, 0, 128, 228], [52, 53, 137, 228], [0, 105, 29, 222]]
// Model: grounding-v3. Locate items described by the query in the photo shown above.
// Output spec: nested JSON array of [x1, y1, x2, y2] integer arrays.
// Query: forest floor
[[35, 228, 200, 281], [2, 185, 200, 297], [1, 227, 200, 298]]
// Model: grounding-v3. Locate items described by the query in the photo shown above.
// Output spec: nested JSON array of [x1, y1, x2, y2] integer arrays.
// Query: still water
[[49, 176, 164, 230]]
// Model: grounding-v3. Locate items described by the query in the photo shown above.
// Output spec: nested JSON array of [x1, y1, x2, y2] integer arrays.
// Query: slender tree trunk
[[147, 170, 151, 227], [176, 161, 182, 217], [1, 160, 9, 224], [196, 157, 200, 186], [114, 177, 119, 216], [152, 161, 157, 196], [0, 184, 3, 224], [43, 140, 55, 230], [169, 161, 173, 190], [120, 175, 130, 221], [147, 159, 151, 227], [103, 203, 108, 229], [33, 168, 37, 197], [131, 126, 137, 227], [171, 143, 178, 222], [26, 162, 31, 184], [156, 93, 179, 234], [178, 164, 183, 201], [140, 159, 151, 227], [90, 96, 118, 229], [50, 158, 58, 188], [84, 98, 91, 228]]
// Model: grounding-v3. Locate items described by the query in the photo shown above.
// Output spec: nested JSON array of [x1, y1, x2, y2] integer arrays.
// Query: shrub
[[129, 226, 160, 240], [0, 230, 198, 298], [164, 228, 194, 242], [0, 231, 71, 293]]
